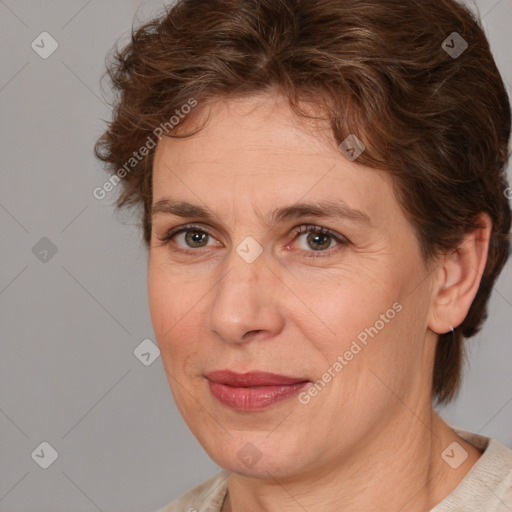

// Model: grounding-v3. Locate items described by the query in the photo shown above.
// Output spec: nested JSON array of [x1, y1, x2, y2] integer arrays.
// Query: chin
[[201, 434, 310, 479]]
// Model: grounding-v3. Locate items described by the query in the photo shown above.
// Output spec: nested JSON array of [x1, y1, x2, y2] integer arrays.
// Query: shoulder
[[156, 470, 229, 512], [432, 429, 512, 511], [476, 436, 512, 510]]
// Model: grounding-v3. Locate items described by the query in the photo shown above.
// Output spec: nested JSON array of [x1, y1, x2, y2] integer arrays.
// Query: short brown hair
[[94, 0, 511, 405]]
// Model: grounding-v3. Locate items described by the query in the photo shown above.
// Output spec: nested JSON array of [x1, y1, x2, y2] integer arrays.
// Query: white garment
[[157, 429, 512, 512]]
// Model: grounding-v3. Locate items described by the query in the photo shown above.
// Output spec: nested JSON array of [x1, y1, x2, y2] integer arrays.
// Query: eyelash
[[156, 224, 350, 259]]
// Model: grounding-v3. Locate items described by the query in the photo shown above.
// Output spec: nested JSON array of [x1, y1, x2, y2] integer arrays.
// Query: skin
[[147, 92, 491, 511]]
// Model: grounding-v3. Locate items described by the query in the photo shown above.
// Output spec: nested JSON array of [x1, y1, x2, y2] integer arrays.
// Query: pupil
[[186, 231, 207, 247], [309, 233, 330, 250]]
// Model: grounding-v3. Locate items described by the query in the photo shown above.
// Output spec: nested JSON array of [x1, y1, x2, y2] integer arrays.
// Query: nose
[[206, 247, 285, 345]]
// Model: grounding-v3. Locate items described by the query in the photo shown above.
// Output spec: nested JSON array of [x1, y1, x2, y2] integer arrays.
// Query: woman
[[94, 0, 512, 510]]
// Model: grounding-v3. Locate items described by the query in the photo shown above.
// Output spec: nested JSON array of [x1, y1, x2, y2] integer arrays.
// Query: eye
[[155, 223, 350, 258], [290, 224, 350, 258], [155, 224, 217, 254]]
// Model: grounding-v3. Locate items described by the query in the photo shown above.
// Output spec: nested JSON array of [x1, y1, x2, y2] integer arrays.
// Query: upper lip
[[205, 370, 309, 387]]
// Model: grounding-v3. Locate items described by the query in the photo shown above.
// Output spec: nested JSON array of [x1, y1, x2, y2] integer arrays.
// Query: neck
[[221, 412, 481, 512]]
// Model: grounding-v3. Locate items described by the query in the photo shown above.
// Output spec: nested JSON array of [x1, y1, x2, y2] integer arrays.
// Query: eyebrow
[[151, 199, 371, 226]]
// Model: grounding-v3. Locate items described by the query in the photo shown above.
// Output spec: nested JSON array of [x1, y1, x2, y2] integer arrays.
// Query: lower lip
[[208, 380, 309, 411]]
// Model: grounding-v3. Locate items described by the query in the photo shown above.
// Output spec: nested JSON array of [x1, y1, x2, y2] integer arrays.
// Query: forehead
[[156, 94, 337, 167], [151, 93, 398, 225]]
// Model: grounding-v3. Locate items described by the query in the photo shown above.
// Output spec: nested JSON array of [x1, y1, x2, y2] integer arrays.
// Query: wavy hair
[[94, 0, 511, 405]]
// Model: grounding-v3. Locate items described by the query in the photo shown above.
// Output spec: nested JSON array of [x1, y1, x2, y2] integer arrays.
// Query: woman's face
[[148, 93, 439, 479]]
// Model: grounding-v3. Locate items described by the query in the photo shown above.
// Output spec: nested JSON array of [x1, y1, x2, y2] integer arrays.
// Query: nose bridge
[[213, 243, 264, 318], [207, 243, 283, 343]]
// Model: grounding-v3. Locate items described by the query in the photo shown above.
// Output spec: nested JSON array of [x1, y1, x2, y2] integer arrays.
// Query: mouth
[[205, 370, 310, 411]]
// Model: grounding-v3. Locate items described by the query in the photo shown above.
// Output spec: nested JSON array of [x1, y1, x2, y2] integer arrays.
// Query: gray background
[[0, 1, 510, 511]]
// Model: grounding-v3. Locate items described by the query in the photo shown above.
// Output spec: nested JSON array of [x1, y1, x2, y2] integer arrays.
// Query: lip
[[205, 370, 308, 386], [205, 370, 310, 411]]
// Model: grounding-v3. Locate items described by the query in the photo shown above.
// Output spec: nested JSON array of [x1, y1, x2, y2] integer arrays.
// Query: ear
[[428, 212, 492, 335]]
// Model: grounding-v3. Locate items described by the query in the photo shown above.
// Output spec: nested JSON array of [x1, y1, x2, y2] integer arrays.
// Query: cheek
[[290, 267, 403, 358], [148, 262, 190, 354], [147, 267, 171, 341], [148, 267, 205, 408], [148, 262, 211, 376], [322, 281, 430, 412]]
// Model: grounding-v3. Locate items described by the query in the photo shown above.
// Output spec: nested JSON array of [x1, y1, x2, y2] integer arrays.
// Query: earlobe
[[428, 213, 492, 335]]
